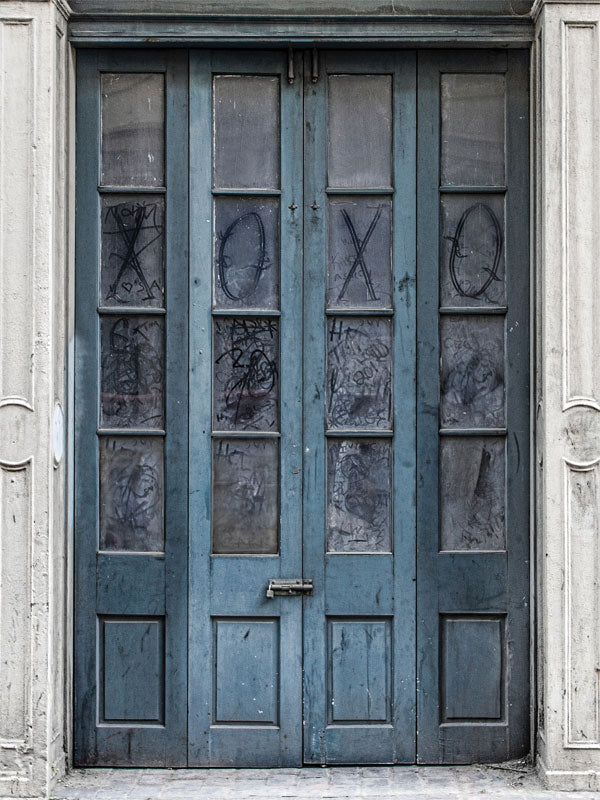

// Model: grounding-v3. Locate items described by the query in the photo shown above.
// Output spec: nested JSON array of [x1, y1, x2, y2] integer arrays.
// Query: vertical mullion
[[302, 49, 327, 765], [279, 49, 304, 766], [505, 49, 531, 757], [188, 49, 213, 766], [416, 51, 442, 765], [391, 50, 417, 764], [164, 49, 189, 765]]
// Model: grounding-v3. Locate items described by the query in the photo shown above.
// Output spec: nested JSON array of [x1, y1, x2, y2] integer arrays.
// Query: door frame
[[72, 41, 534, 767]]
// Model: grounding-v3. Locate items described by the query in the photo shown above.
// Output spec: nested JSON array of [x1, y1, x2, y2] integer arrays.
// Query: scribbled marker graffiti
[[446, 202, 503, 301], [327, 440, 392, 553], [100, 437, 164, 552], [213, 318, 279, 431], [100, 316, 165, 428], [102, 200, 164, 306], [327, 317, 392, 430]]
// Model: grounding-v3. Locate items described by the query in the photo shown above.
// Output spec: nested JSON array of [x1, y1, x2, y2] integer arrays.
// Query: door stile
[[188, 49, 304, 766], [302, 50, 417, 765]]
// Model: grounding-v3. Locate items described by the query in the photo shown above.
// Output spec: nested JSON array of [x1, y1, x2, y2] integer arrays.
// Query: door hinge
[[311, 46, 319, 84], [287, 46, 295, 84]]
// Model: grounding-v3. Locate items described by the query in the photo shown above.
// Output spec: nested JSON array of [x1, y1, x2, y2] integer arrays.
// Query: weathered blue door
[[74, 47, 529, 767]]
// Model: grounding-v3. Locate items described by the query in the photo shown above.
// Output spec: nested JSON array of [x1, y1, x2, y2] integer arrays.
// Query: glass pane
[[327, 317, 392, 430], [212, 438, 278, 554], [440, 316, 505, 428], [101, 73, 164, 187], [101, 195, 164, 308], [213, 318, 279, 431], [214, 196, 279, 310], [441, 74, 505, 187], [100, 316, 164, 429], [327, 197, 392, 309], [327, 75, 392, 189], [440, 194, 505, 307], [327, 439, 392, 553], [440, 437, 505, 551], [213, 75, 280, 190], [100, 436, 164, 551]]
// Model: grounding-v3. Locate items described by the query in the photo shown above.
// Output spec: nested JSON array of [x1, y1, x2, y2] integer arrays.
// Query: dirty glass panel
[[327, 317, 392, 430], [213, 318, 279, 431], [327, 75, 392, 189], [101, 195, 164, 308], [101, 73, 165, 187], [100, 436, 164, 551], [440, 194, 505, 307], [440, 316, 505, 428], [214, 196, 279, 310], [213, 75, 280, 189], [440, 437, 505, 551], [441, 74, 505, 187], [327, 439, 392, 553], [327, 197, 392, 309], [100, 316, 164, 429], [212, 438, 279, 554]]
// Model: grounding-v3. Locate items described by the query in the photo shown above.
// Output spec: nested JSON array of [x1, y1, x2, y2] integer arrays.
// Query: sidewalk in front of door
[[52, 765, 599, 799]]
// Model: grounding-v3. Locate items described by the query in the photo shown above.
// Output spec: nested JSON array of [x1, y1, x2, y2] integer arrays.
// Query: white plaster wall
[[535, 0, 600, 790], [0, 1, 71, 797]]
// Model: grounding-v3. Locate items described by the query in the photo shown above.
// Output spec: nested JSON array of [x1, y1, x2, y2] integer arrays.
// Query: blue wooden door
[[75, 47, 529, 768]]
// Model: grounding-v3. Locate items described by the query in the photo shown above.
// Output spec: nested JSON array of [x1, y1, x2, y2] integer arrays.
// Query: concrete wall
[[0, 1, 71, 796], [534, 0, 600, 790], [2, 0, 600, 794]]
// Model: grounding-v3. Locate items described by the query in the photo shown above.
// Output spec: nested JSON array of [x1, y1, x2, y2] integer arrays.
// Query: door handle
[[266, 579, 313, 598]]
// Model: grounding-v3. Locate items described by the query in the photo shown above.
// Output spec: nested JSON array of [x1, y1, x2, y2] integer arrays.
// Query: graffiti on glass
[[327, 440, 391, 553], [213, 318, 279, 431]]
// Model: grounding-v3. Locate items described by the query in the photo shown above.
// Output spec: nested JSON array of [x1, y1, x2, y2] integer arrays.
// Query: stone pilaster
[[534, 0, 600, 790], [0, 2, 71, 797]]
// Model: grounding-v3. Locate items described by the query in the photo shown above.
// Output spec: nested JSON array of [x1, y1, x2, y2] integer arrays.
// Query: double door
[[74, 48, 530, 767]]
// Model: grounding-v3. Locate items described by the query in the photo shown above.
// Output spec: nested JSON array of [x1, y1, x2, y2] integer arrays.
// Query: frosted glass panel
[[212, 438, 279, 554], [327, 439, 392, 553], [101, 195, 164, 308], [440, 437, 505, 551], [440, 316, 505, 429], [101, 73, 164, 187], [214, 196, 279, 310], [100, 436, 164, 552], [441, 74, 505, 187], [327, 75, 392, 189], [327, 197, 392, 309], [213, 75, 280, 189]]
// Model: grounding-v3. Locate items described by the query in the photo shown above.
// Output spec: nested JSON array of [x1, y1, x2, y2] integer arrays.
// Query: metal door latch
[[266, 578, 313, 598]]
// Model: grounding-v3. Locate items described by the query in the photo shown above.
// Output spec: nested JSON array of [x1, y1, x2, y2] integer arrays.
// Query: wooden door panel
[[302, 51, 417, 765], [74, 49, 189, 766], [188, 50, 304, 767], [416, 50, 530, 764]]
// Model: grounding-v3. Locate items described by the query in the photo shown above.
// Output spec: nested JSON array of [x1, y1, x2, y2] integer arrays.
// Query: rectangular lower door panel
[[214, 619, 279, 725]]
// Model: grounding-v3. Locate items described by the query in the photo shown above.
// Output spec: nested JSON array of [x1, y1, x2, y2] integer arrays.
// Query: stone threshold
[[50, 763, 598, 799]]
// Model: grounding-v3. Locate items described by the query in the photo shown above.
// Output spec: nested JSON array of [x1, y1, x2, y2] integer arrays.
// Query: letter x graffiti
[[105, 203, 162, 304], [337, 205, 383, 302]]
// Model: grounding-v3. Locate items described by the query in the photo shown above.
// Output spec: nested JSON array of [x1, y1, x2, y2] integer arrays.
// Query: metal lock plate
[[266, 578, 313, 598]]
